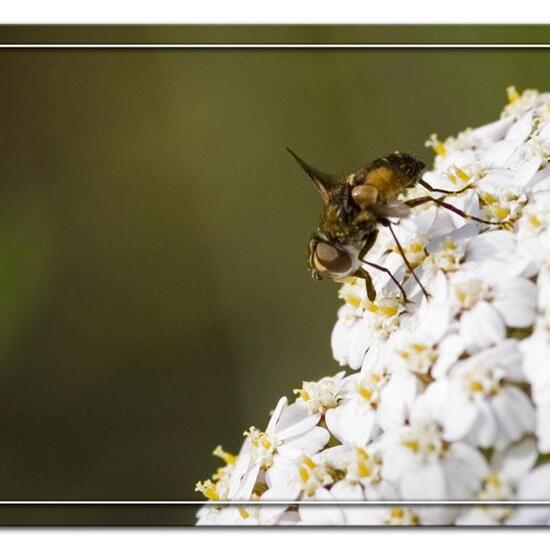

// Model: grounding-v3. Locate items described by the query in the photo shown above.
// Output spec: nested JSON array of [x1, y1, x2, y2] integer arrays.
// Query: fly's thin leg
[[355, 267, 377, 302], [354, 229, 380, 301], [405, 195, 502, 226], [418, 177, 472, 196], [357, 229, 409, 302], [358, 229, 379, 260], [363, 259, 409, 303], [380, 218, 430, 300], [404, 196, 435, 208]]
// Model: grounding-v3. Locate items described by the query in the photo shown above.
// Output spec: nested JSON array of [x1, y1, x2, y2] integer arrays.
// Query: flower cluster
[[195, 88, 550, 526]]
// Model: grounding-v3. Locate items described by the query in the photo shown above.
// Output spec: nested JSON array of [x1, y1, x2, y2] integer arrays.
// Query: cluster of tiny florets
[[196, 88, 550, 526]]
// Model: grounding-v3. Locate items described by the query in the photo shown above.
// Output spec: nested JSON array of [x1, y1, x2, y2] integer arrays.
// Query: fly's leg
[[418, 177, 472, 195], [357, 228, 409, 303], [363, 260, 410, 303], [354, 229, 380, 300], [354, 267, 377, 302], [405, 195, 502, 226], [358, 229, 379, 260], [380, 218, 430, 300]]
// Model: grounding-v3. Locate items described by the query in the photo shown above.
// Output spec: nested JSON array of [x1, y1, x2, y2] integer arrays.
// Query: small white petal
[[331, 317, 352, 367], [460, 301, 506, 353], [401, 463, 447, 500], [417, 301, 451, 343], [259, 487, 292, 524], [511, 154, 542, 187], [492, 387, 535, 448], [508, 506, 550, 525], [378, 370, 420, 432], [539, 121, 550, 141], [299, 489, 345, 525], [265, 456, 300, 496], [325, 402, 376, 446], [330, 480, 364, 501], [444, 443, 488, 499], [456, 508, 498, 526], [441, 386, 478, 442], [234, 463, 261, 499], [536, 401, 550, 452], [466, 230, 516, 262], [432, 334, 464, 379], [266, 396, 288, 433], [517, 464, 550, 500], [468, 400, 498, 448], [522, 338, 550, 402], [472, 117, 514, 144], [493, 437, 538, 481], [505, 112, 533, 143], [279, 426, 330, 459], [492, 278, 537, 328], [276, 401, 320, 440], [481, 141, 518, 168]]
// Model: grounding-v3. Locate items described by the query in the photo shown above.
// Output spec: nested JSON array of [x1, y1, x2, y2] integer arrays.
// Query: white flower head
[[197, 87, 550, 525], [424, 340, 535, 449], [293, 371, 346, 414], [381, 398, 487, 500], [447, 268, 537, 354]]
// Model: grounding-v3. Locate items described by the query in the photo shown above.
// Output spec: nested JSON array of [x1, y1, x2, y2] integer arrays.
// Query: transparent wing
[[370, 200, 411, 219]]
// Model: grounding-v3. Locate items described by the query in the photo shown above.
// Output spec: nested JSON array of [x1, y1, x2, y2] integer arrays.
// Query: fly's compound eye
[[313, 242, 353, 276]]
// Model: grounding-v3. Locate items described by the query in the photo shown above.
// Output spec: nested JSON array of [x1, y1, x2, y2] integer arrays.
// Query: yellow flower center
[[507, 86, 520, 104], [366, 300, 399, 317], [448, 166, 472, 185], [356, 371, 387, 407], [469, 380, 484, 393], [384, 508, 420, 526], [293, 373, 344, 413], [243, 427, 280, 468], [453, 279, 488, 310], [529, 214, 543, 229], [195, 480, 219, 501], [426, 134, 447, 156], [212, 445, 237, 465], [297, 456, 333, 496]]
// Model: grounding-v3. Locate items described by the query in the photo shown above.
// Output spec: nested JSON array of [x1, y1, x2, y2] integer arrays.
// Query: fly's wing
[[370, 200, 411, 219], [287, 148, 340, 204]]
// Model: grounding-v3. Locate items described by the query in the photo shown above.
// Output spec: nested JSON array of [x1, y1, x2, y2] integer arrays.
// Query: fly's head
[[286, 148, 377, 282]]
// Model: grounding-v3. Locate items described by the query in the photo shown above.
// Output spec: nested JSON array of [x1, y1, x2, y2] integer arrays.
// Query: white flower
[[196, 87, 550, 525], [501, 87, 550, 120], [227, 396, 329, 500], [423, 223, 479, 275], [457, 437, 538, 525], [521, 331, 550, 452], [516, 190, 550, 269], [196, 506, 259, 526], [507, 463, 550, 524], [380, 398, 487, 500], [265, 450, 335, 501], [325, 368, 389, 446], [293, 371, 346, 414], [448, 267, 537, 354], [387, 207, 457, 270], [331, 303, 366, 369], [387, 298, 463, 380], [194, 445, 239, 501], [245, 397, 329, 467], [424, 340, 535, 449], [332, 286, 405, 370], [326, 444, 385, 491]]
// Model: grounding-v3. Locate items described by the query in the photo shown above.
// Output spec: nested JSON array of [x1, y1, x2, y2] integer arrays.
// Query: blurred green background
[[1, 26, 550, 525]]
